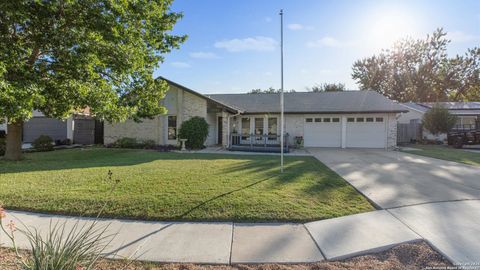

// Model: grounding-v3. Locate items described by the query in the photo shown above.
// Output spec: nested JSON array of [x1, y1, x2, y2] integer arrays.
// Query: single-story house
[[2, 110, 102, 145], [105, 78, 407, 149], [399, 102, 480, 140]]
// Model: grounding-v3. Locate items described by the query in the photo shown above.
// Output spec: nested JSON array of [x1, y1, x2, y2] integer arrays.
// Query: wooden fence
[[397, 120, 422, 143]]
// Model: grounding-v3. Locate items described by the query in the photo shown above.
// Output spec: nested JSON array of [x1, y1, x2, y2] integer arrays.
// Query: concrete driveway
[[309, 148, 480, 263], [309, 148, 480, 209]]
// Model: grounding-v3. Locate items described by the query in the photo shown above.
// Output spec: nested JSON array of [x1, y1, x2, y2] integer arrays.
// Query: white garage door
[[304, 117, 342, 147], [346, 116, 386, 148]]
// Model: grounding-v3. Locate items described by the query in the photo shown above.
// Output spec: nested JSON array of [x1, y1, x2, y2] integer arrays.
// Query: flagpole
[[280, 9, 284, 173]]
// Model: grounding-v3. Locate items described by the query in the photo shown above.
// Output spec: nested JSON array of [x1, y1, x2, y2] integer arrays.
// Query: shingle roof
[[401, 102, 430, 113], [420, 102, 480, 110], [207, 91, 407, 114]]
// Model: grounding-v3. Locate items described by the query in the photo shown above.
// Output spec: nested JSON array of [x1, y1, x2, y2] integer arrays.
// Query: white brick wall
[[104, 117, 161, 145], [104, 84, 209, 146], [386, 113, 398, 148]]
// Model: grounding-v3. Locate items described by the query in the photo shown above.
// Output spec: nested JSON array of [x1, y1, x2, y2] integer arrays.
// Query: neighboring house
[[105, 78, 407, 149], [2, 110, 101, 145], [399, 102, 480, 141]]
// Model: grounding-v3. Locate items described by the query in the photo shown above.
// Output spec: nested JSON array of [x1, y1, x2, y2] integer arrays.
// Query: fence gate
[[397, 120, 422, 143]]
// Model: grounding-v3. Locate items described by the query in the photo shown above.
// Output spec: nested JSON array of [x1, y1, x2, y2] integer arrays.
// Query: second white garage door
[[304, 117, 342, 147], [346, 116, 386, 148]]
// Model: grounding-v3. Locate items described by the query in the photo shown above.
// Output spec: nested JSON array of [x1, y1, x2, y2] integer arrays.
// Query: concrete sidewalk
[[0, 210, 420, 264]]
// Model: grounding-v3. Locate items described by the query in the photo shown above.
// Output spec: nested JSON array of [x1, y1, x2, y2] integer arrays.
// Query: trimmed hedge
[[178, 116, 209, 149]]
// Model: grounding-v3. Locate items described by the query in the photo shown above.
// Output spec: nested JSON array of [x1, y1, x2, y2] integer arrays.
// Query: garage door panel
[[304, 122, 342, 147], [23, 117, 67, 143], [346, 122, 385, 148]]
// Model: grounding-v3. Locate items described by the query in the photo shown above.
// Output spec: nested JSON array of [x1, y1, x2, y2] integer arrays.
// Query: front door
[[217, 116, 223, 145]]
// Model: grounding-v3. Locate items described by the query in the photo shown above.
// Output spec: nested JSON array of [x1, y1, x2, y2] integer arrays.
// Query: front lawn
[[401, 145, 480, 167], [0, 148, 373, 222]]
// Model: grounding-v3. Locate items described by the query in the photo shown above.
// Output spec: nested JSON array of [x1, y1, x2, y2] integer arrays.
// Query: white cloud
[[189, 51, 220, 59], [288, 23, 314, 31], [306, 36, 352, 48], [264, 71, 273, 76], [265, 17, 272, 23], [170, 61, 191, 68], [448, 31, 480, 43], [214, 36, 277, 52], [288, 23, 304, 30]]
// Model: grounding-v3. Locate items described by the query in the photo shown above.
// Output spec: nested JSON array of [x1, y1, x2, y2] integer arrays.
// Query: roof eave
[[157, 76, 242, 114]]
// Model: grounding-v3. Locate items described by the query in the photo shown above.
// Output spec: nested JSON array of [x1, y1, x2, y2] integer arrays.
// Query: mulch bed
[[0, 241, 451, 270]]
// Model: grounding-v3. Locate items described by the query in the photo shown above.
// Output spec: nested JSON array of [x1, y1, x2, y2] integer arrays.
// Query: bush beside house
[[32, 135, 54, 151], [178, 117, 209, 149]]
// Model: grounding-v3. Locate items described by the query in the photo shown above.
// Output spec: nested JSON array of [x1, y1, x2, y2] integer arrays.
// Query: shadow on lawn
[[0, 147, 303, 174]]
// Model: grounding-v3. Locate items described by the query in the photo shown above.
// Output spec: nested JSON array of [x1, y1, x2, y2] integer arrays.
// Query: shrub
[[422, 104, 458, 135], [112, 137, 157, 149], [0, 138, 5, 156], [141, 139, 156, 149], [178, 116, 209, 149], [114, 137, 139, 148], [32, 135, 54, 151]]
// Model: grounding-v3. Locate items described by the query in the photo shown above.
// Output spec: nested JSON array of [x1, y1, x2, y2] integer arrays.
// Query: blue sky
[[155, 0, 480, 94]]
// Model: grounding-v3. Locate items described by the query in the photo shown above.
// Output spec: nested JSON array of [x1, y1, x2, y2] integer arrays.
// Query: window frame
[[305, 118, 313, 123], [375, 117, 384, 122], [167, 115, 177, 140]]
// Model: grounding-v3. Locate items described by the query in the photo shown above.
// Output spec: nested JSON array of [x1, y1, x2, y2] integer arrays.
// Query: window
[[241, 118, 250, 134], [168, 116, 177, 140], [254, 118, 264, 136], [356, 117, 364, 122], [268, 118, 278, 135], [375, 117, 384, 122], [332, 118, 340, 122], [305, 118, 313, 123], [347, 118, 355, 122], [366, 117, 374, 122], [314, 118, 322, 123], [323, 118, 331, 122]]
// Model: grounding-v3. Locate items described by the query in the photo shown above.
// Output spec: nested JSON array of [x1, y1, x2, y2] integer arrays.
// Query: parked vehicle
[[447, 120, 480, 148]]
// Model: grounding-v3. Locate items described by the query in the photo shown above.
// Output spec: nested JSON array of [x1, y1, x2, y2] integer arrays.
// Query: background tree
[[422, 104, 458, 135], [0, 0, 186, 160], [352, 28, 479, 102], [309, 83, 346, 92], [248, 87, 295, 94]]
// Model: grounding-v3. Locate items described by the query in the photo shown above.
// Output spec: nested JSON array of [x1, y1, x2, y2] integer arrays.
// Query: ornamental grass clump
[[0, 171, 121, 270]]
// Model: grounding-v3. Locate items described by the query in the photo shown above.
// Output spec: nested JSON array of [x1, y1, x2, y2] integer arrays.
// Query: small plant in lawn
[[178, 116, 209, 149], [0, 171, 121, 270], [32, 135, 54, 151]]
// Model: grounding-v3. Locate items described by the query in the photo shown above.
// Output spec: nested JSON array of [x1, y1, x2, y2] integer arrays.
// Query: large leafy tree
[[352, 28, 479, 102], [0, 0, 186, 160]]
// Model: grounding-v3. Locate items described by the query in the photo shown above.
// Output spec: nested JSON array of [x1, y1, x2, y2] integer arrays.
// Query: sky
[[154, 0, 480, 94]]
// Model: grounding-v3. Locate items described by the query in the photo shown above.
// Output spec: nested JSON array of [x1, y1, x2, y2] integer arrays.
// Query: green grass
[[0, 148, 373, 222], [402, 145, 480, 167]]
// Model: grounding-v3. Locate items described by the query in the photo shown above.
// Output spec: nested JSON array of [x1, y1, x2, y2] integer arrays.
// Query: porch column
[[341, 116, 347, 148], [222, 111, 229, 148]]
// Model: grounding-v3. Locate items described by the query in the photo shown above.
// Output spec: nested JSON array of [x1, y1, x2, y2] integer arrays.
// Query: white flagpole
[[280, 9, 284, 173]]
